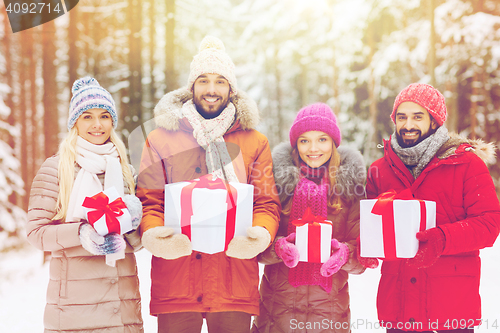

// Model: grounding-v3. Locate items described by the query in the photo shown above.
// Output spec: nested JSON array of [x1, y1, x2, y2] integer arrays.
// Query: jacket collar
[[385, 131, 497, 167], [383, 132, 497, 189], [153, 87, 260, 132]]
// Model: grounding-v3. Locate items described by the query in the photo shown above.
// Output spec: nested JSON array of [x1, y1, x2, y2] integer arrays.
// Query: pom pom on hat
[[187, 36, 237, 95], [391, 83, 447, 126], [198, 35, 225, 52], [68, 76, 118, 130], [289, 103, 341, 148]]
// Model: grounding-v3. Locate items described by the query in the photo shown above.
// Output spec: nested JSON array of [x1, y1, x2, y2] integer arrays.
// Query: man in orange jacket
[[136, 36, 280, 333]]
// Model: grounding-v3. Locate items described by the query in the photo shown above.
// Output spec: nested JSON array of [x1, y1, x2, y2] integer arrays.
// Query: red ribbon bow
[[292, 207, 332, 263], [371, 189, 427, 260], [291, 207, 332, 227], [83, 192, 127, 235], [180, 174, 238, 251]]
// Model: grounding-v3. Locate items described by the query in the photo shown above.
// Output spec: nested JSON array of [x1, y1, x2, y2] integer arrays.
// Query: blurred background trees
[[1, 0, 499, 250]]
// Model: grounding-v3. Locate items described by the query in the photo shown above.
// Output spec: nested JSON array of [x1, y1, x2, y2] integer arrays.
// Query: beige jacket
[[26, 155, 143, 333]]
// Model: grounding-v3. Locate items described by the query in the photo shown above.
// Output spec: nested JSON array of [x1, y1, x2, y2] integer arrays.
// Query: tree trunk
[[68, 5, 79, 91], [365, 27, 378, 164], [3, 8, 18, 207], [428, 0, 436, 87], [20, 31, 29, 210], [149, 0, 156, 110], [42, 20, 59, 158], [470, 71, 479, 139], [274, 45, 283, 145], [125, 0, 143, 136], [28, 29, 38, 190], [165, 0, 177, 92]]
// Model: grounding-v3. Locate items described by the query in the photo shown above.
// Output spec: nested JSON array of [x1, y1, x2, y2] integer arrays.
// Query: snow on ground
[[1, 239, 499, 332]]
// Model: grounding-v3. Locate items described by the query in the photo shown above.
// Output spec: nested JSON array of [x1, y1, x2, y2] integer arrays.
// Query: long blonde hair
[[53, 127, 135, 221], [282, 141, 342, 215]]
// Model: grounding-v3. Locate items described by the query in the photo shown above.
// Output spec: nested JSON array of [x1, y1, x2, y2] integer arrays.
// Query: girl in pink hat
[[252, 103, 367, 333]]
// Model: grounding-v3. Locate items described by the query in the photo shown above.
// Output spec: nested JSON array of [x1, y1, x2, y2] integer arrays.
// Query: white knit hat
[[187, 36, 238, 95], [68, 77, 117, 130]]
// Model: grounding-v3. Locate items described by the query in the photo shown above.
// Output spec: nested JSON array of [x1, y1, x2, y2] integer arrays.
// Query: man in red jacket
[[364, 83, 500, 333]]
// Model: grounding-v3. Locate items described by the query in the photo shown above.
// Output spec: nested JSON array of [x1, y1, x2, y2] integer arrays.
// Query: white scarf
[[66, 136, 124, 222], [182, 100, 239, 182]]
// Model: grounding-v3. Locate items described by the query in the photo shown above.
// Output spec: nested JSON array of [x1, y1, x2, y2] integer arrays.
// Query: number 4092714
[[6, 2, 62, 14]]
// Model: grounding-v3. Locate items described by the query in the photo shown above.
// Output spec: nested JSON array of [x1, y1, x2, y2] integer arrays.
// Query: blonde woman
[[26, 77, 144, 333]]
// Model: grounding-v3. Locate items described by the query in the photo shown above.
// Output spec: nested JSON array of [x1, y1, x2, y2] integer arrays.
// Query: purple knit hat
[[289, 103, 341, 148], [391, 83, 447, 125]]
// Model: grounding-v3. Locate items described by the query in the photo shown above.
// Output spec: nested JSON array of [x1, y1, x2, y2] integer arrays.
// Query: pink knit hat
[[289, 103, 341, 148], [391, 83, 447, 125]]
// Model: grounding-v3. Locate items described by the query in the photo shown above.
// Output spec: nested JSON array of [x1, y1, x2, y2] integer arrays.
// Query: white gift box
[[296, 222, 333, 263], [164, 176, 254, 254], [82, 186, 133, 236], [360, 198, 436, 259]]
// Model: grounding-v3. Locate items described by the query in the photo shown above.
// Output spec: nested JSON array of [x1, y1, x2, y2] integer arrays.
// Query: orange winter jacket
[[136, 87, 280, 315]]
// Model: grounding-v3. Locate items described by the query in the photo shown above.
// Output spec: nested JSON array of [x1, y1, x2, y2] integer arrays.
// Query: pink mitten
[[275, 233, 300, 268], [320, 239, 349, 277], [356, 236, 379, 269]]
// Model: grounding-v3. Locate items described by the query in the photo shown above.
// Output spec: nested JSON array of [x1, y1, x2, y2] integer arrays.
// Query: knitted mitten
[[122, 194, 142, 229], [142, 226, 192, 260], [79, 223, 126, 255], [407, 227, 446, 268], [274, 233, 300, 268], [226, 226, 271, 259], [320, 239, 349, 277], [356, 236, 379, 269]]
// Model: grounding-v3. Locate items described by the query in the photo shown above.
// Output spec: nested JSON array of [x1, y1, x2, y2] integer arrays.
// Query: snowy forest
[[1, 0, 500, 252]]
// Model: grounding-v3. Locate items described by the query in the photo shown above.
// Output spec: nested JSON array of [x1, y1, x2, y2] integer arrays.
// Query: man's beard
[[193, 94, 230, 119], [396, 127, 437, 148]]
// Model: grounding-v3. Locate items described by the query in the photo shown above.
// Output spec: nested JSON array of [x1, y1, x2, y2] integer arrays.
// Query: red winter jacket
[[366, 134, 500, 331]]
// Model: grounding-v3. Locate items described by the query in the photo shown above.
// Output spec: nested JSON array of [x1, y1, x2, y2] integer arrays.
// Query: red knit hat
[[289, 103, 341, 148], [391, 83, 447, 125]]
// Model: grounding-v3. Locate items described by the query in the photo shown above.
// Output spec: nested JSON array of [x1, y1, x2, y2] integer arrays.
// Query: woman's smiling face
[[75, 108, 113, 145], [296, 131, 333, 168]]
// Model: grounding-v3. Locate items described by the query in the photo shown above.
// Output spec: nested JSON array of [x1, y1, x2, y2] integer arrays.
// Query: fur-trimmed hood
[[272, 142, 367, 204], [153, 87, 260, 131], [437, 132, 497, 166]]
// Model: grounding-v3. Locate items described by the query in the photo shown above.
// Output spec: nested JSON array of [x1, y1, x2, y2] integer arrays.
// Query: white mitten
[[226, 226, 271, 259], [122, 194, 142, 229], [142, 226, 192, 260]]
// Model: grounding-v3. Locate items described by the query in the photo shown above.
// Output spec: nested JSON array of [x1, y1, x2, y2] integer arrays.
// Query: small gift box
[[82, 187, 133, 236], [360, 189, 436, 259], [293, 207, 333, 263], [164, 174, 254, 254]]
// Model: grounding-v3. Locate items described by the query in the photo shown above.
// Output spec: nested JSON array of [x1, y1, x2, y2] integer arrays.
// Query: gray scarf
[[391, 126, 449, 179]]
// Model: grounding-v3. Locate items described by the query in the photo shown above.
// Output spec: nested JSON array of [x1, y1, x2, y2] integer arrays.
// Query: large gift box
[[82, 187, 133, 236], [360, 189, 436, 259], [164, 174, 254, 254], [293, 208, 333, 263]]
